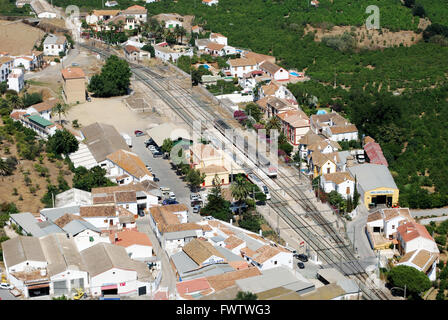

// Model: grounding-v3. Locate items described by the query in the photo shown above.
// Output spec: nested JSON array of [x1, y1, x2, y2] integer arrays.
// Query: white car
[[168, 192, 176, 200], [0, 283, 13, 290]]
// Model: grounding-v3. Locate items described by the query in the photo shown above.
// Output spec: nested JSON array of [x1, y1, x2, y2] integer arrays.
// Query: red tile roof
[[397, 222, 434, 243], [61, 67, 85, 80], [176, 277, 211, 295], [364, 141, 389, 167], [110, 229, 152, 247]]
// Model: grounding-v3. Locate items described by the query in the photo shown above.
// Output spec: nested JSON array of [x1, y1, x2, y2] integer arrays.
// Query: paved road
[[136, 215, 177, 298], [410, 207, 448, 218], [346, 206, 375, 260], [0, 287, 18, 300], [131, 134, 202, 223]]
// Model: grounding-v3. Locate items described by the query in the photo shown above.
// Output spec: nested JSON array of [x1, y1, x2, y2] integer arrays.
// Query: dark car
[[297, 262, 305, 269], [162, 199, 179, 205], [296, 254, 308, 262], [153, 151, 163, 158], [134, 130, 144, 137]]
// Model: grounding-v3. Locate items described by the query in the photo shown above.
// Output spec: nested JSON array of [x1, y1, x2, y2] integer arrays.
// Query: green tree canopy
[[88, 55, 131, 97], [387, 265, 431, 298], [72, 166, 116, 192], [235, 291, 257, 300], [47, 130, 79, 156]]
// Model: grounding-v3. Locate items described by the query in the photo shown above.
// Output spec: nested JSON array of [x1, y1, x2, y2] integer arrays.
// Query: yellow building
[[62, 67, 86, 104], [189, 143, 244, 187], [348, 164, 399, 209], [309, 151, 338, 179]]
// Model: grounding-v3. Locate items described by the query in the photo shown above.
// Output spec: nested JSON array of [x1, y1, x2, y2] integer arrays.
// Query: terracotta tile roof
[[149, 206, 181, 232], [91, 182, 158, 195], [124, 45, 139, 54], [259, 61, 282, 75], [79, 205, 116, 217], [224, 235, 244, 250], [183, 238, 225, 265], [367, 210, 383, 223], [322, 172, 354, 185], [123, 4, 147, 13], [210, 32, 226, 39], [30, 98, 60, 113], [198, 165, 228, 174], [92, 9, 120, 16], [162, 203, 188, 213], [93, 195, 115, 204], [308, 139, 340, 153], [206, 42, 225, 51], [256, 96, 270, 111], [262, 83, 279, 96], [228, 260, 250, 271], [363, 136, 376, 144], [61, 67, 85, 80], [247, 233, 266, 242], [399, 249, 439, 273], [240, 246, 256, 257], [53, 213, 86, 228], [0, 56, 13, 64], [117, 206, 135, 224], [206, 267, 261, 292], [164, 222, 203, 233], [229, 58, 257, 67], [244, 51, 275, 65], [382, 209, 400, 222], [106, 149, 152, 179], [310, 151, 337, 168], [10, 110, 26, 120], [329, 124, 358, 135], [277, 109, 309, 128], [252, 245, 283, 264], [176, 277, 211, 295], [298, 131, 324, 146], [397, 222, 434, 243], [114, 191, 136, 203], [220, 228, 235, 236], [110, 229, 152, 247]]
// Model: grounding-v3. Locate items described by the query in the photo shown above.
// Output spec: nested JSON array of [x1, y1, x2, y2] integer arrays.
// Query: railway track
[[79, 43, 390, 299]]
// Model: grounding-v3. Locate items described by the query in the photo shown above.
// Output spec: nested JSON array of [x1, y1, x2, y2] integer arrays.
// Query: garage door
[[53, 280, 68, 296], [138, 286, 146, 296], [71, 278, 84, 290]]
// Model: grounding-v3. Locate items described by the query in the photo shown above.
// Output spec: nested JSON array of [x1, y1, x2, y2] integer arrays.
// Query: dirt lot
[[64, 95, 169, 136], [0, 20, 45, 55], [305, 23, 424, 49], [0, 137, 74, 214]]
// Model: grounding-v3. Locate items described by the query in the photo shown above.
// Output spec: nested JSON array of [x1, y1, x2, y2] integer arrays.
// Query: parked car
[[162, 199, 179, 205], [297, 262, 305, 269], [296, 254, 308, 262], [0, 283, 14, 290], [153, 176, 160, 182], [168, 192, 176, 201], [134, 130, 144, 137], [190, 193, 200, 201], [193, 205, 201, 214], [153, 151, 163, 158], [145, 165, 152, 172], [71, 62, 79, 66]]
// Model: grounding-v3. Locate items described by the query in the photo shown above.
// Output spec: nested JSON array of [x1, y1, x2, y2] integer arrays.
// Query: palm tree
[[7, 94, 23, 109], [116, 20, 124, 33], [230, 175, 251, 214], [265, 116, 282, 137], [0, 159, 11, 176], [174, 25, 181, 43], [52, 102, 68, 126], [179, 26, 187, 44]]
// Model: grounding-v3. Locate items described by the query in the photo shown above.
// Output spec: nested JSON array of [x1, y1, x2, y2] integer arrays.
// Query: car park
[[297, 262, 305, 269]]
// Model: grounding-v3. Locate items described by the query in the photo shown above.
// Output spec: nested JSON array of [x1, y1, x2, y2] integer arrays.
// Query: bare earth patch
[[305, 23, 423, 49], [0, 20, 45, 55]]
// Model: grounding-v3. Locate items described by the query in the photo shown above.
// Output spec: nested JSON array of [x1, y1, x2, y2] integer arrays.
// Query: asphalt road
[[0, 288, 18, 300], [346, 206, 375, 260], [131, 134, 202, 223]]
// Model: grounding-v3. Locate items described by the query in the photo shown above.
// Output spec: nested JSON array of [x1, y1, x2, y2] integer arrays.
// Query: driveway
[[131, 135, 202, 223]]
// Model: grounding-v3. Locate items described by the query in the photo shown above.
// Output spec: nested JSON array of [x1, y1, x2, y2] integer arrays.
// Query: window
[[274, 261, 277, 265], [392, 225, 395, 229], [346, 187, 350, 194], [126, 204, 129, 209], [327, 168, 331, 174], [89, 236, 94, 242]]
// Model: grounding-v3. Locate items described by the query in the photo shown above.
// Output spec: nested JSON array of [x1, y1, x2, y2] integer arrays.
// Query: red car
[[134, 130, 144, 137]]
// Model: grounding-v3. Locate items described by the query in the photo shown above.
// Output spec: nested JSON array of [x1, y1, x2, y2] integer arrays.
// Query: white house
[[13, 56, 33, 71], [320, 172, 355, 199], [227, 58, 258, 78], [154, 43, 193, 63], [79, 205, 122, 230], [25, 97, 59, 121], [0, 56, 14, 82], [163, 229, 199, 257], [80, 242, 153, 297], [105, 149, 154, 185], [30, 0, 57, 18], [110, 229, 153, 260], [259, 61, 289, 81], [209, 32, 227, 46], [85, 9, 120, 24], [397, 221, 439, 255], [325, 125, 359, 142], [202, 0, 219, 5], [7, 68, 24, 92], [397, 249, 439, 281], [122, 5, 147, 23], [242, 244, 293, 271], [43, 34, 67, 56], [105, 0, 118, 6]]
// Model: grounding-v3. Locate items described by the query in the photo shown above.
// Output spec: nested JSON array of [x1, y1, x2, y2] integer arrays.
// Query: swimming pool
[[290, 71, 300, 77], [201, 64, 210, 69]]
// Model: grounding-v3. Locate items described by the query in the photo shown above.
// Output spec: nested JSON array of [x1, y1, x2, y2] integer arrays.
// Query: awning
[[101, 284, 118, 290], [27, 283, 50, 290]]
